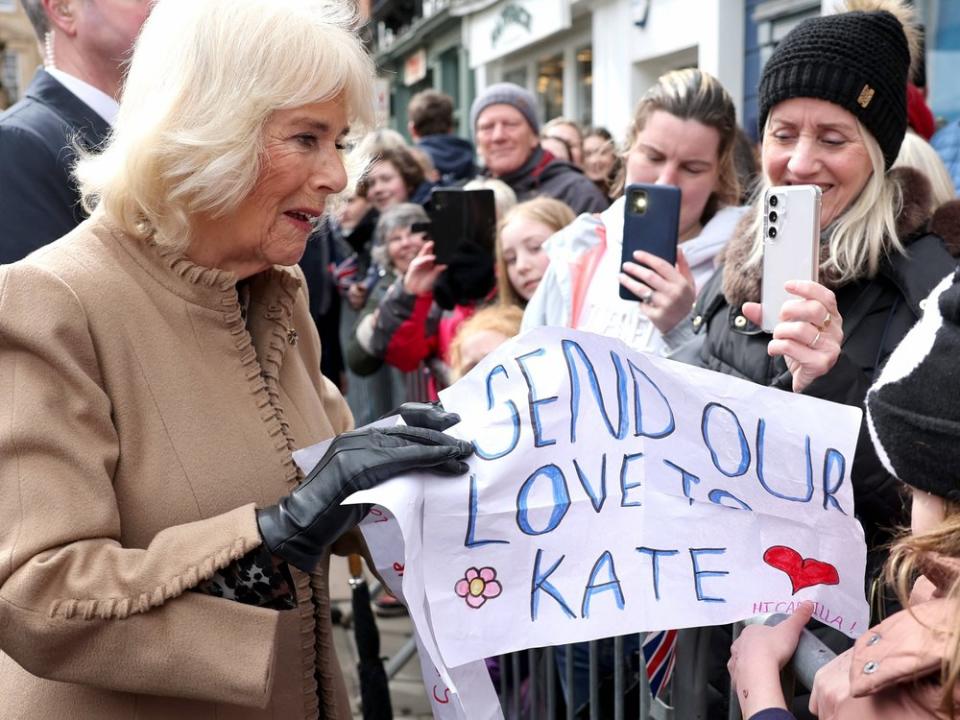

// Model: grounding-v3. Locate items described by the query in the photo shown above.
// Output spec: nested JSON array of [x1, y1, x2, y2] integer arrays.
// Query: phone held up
[[760, 185, 821, 333], [414, 188, 497, 266], [619, 184, 681, 302]]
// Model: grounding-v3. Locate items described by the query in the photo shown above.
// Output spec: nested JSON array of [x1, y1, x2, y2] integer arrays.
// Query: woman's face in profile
[[583, 134, 615, 182], [763, 97, 873, 230], [625, 110, 721, 242], [367, 160, 409, 212], [193, 98, 349, 277]]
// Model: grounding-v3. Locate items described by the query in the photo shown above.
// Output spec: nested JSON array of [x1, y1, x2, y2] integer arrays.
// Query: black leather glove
[[380, 401, 460, 432], [432, 242, 495, 310], [257, 425, 473, 573]]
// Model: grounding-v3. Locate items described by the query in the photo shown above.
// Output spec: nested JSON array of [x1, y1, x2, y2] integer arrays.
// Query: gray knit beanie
[[470, 82, 540, 134]]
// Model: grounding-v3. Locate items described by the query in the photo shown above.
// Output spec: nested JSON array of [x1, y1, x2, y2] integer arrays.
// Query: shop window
[[2, 51, 19, 104], [537, 53, 563, 122], [502, 66, 528, 91], [575, 46, 592, 128]]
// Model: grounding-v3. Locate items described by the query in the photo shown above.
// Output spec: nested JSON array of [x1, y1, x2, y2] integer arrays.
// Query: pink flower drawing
[[454, 567, 502, 609]]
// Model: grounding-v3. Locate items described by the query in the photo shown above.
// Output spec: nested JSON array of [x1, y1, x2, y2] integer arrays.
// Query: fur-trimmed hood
[[721, 166, 960, 308]]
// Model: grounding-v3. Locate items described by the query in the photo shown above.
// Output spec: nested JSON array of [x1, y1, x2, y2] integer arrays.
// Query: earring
[[43, 31, 56, 69]]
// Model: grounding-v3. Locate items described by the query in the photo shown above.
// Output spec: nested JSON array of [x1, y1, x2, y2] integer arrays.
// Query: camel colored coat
[[0, 213, 354, 719]]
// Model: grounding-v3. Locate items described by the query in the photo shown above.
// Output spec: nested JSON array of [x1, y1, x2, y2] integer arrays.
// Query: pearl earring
[[43, 31, 56, 70]]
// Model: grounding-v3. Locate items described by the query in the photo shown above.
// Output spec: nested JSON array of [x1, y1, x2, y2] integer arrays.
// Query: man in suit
[[0, 0, 153, 263]]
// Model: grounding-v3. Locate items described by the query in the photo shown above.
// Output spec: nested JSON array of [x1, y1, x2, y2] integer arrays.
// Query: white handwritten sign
[[414, 326, 868, 668], [295, 434, 503, 720]]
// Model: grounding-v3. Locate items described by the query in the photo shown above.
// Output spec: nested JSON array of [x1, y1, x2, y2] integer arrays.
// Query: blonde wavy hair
[[741, 117, 904, 283], [76, 0, 375, 251], [886, 499, 960, 715], [496, 197, 576, 308], [894, 131, 956, 213], [448, 304, 524, 381], [614, 68, 740, 215]]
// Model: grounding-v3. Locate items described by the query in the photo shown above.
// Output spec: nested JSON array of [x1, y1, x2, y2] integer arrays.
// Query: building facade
[[0, 0, 42, 110]]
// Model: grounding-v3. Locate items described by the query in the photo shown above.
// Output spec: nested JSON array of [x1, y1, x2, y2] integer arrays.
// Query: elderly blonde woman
[[0, 2, 471, 719], [688, 0, 960, 605]]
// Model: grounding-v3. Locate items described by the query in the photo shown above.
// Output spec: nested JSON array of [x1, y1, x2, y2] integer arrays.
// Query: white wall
[[591, 0, 745, 143]]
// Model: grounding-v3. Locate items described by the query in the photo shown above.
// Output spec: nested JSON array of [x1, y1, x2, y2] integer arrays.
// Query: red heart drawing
[[763, 545, 840, 594]]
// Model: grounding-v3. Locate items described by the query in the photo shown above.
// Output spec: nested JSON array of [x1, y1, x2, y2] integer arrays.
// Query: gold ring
[[822, 312, 832, 329], [810, 330, 822, 348]]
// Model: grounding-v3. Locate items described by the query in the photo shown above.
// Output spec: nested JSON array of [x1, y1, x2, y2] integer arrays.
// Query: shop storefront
[[464, 0, 595, 128], [464, 0, 744, 144]]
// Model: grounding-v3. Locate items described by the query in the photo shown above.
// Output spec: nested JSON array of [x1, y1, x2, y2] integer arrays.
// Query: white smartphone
[[761, 185, 821, 332]]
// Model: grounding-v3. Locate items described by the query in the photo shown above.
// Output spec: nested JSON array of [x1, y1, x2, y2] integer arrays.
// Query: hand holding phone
[[425, 188, 496, 265], [760, 185, 821, 332], [619, 184, 681, 302]]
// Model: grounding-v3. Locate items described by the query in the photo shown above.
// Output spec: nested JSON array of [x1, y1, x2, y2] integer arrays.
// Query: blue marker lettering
[[515, 348, 558, 448], [517, 464, 570, 535], [689, 547, 729, 603], [822, 448, 846, 514], [707, 489, 752, 511], [581, 550, 625, 618], [464, 473, 510, 548], [473, 364, 521, 460], [531, 548, 576, 621], [635, 547, 679, 600], [573, 455, 607, 513], [561, 340, 629, 442], [627, 359, 676, 439], [620, 452, 644, 507], [755, 420, 814, 502], [701, 402, 750, 477], [662, 459, 701, 505]]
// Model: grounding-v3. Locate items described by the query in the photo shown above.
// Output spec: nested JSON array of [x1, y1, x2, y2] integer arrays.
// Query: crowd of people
[[2, 0, 960, 718]]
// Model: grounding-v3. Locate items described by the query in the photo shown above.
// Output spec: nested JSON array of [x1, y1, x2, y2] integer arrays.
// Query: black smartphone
[[619, 184, 681, 301], [423, 188, 497, 265]]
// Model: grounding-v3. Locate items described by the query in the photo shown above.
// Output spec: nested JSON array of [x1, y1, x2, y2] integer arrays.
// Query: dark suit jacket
[[0, 69, 112, 264]]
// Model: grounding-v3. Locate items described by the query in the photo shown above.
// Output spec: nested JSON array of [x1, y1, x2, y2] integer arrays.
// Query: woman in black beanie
[[683, 0, 960, 606]]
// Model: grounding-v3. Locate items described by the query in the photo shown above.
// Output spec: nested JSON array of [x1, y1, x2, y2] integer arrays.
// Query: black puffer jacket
[[494, 146, 610, 215], [687, 168, 960, 557]]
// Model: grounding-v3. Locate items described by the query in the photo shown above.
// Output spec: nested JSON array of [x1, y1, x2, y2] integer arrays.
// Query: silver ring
[[809, 330, 822, 348], [642, 290, 654, 304]]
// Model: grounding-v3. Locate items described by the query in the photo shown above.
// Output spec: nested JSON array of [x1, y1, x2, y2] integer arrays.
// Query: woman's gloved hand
[[384, 401, 460, 432], [257, 425, 473, 573]]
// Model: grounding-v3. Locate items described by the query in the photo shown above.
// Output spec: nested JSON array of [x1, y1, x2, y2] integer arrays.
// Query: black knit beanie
[[758, 8, 910, 169], [866, 268, 960, 503]]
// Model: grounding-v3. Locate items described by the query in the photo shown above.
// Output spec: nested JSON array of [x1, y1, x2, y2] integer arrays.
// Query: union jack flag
[[642, 629, 677, 700]]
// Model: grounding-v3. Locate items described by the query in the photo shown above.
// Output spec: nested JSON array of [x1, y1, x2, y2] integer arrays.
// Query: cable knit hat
[[758, 0, 919, 169], [470, 82, 540, 134], [867, 268, 960, 502]]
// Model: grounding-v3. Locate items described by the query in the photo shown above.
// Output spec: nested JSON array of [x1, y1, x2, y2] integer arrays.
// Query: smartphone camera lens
[[768, 211, 778, 223], [768, 227, 778, 239], [769, 195, 778, 208], [629, 191, 648, 215]]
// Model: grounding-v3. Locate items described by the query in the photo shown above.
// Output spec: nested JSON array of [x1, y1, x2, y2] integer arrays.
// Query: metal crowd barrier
[[369, 609, 837, 719], [489, 619, 835, 720]]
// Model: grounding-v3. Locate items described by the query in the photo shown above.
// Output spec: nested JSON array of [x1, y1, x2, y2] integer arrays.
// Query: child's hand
[[728, 603, 815, 717], [809, 647, 853, 718], [404, 242, 447, 296]]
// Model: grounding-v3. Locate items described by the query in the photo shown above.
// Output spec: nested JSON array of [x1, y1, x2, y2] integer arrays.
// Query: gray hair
[[20, 0, 48, 40], [372, 203, 428, 270]]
